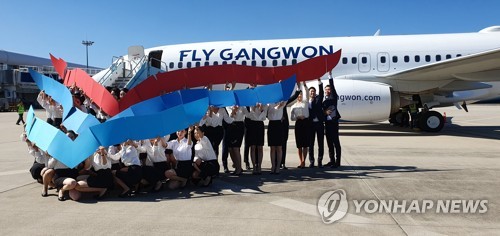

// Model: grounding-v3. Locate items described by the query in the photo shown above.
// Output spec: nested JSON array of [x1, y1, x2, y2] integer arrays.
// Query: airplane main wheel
[[418, 111, 444, 132]]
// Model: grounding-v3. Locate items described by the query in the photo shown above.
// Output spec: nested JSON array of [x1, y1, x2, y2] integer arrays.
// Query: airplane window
[[380, 56, 386, 63], [436, 55, 441, 61], [362, 57, 367, 64], [342, 57, 348, 64], [241, 61, 247, 66], [404, 55, 409, 63], [232, 61, 237, 65], [221, 61, 227, 65], [456, 54, 462, 57], [446, 54, 452, 59], [392, 56, 398, 63], [204, 61, 210, 66], [282, 59, 287, 66], [261, 60, 267, 66], [425, 55, 431, 62], [351, 57, 357, 64], [178, 62, 183, 68], [272, 60, 278, 66], [169, 62, 174, 69], [187, 62, 192, 68], [195, 62, 201, 67], [291, 59, 297, 65], [414, 55, 420, 62], [213, 61, 219, 66], [251, 61, 257, 66]]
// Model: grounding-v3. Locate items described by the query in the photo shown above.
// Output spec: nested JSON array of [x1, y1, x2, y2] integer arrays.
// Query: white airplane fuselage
[[96, 27, 500, 126]]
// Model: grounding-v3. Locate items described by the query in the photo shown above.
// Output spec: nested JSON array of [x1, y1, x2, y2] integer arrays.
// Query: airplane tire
[[418, 111, 444, 132]]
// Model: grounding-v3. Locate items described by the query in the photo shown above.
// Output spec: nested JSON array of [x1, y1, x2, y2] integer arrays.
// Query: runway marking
[[0, 169, 27, 176]]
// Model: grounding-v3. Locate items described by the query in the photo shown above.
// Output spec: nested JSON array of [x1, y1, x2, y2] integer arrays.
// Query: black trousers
[[281, 120, 290, 166], [16, 114, 25, 124], [309, 121, 324, 164], [221, 123, 229, 169], [325, 120, 341, 166]]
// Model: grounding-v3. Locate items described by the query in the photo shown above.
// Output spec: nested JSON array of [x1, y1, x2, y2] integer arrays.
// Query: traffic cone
[[443, 112, 447, 123]]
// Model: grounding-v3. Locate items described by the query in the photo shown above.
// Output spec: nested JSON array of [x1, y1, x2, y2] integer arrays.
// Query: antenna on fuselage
[[374, 29, 381, 36]]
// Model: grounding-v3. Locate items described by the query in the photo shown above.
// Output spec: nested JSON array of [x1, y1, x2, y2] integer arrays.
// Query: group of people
[[23, 72, 342, 201]]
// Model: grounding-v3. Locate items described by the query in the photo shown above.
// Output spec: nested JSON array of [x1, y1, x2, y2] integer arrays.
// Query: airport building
[[0, 50, 101, 110]]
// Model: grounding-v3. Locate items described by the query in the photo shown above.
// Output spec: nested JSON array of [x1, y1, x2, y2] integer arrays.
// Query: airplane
[[92, 26, 500, 132]]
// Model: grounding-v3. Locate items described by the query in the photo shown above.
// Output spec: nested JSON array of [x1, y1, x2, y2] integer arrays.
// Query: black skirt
[[53, 168, 79, 188], [29, 162, 45, 180], [142, 161, 169, 184], [294, 118, 311, 148], [115, 165, 142, 188], [175, 160, 193, 179], [87, 169, 114, 188], [267, 120, 283, 146], [227, 121, 244, 148], [199, 160, 220, 179], [245, 120, 264, 146]]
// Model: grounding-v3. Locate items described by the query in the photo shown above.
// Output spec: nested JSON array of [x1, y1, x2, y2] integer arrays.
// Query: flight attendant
[[75, 146, 114, 199], [280, 86, 301, 169], [290, 82, 311, 168], [225, 105, 245, 175], [308, 78, 325, 168], [165, 127, 194, 190], [139, 137, 168, 192], [323, 72, 342, 168], [267, 102, 286, 174], [192, 126, 220, 186], [109, 139, 143, 197], [245, 102, 267, 175]]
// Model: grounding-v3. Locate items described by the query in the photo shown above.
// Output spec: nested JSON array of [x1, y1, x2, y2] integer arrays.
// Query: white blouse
[[37, 94, 55, 120], [225, 106, 246, 122], [109, 145, 141, 166], [267, 103, 284, 121], [107, 145, 120, 164], [290, 101, 310, 121], [91, 153, 111, 171], [28, 147, 48, 166], [140, 140, 167, 163], [244, 105, 268, 121], [168, 138, 192, 161], [199, 108, 233, 127], [48, 157, 70, 170], [194, 136, 217, 161]]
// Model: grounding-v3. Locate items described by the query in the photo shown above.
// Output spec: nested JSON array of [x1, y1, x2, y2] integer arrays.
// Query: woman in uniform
[[109, 139, 143, 197], [290, 82, 311, 168], [75, 146, 114, 199], [192, 126, 220, 186], [165, 127, 194, 190], [266, 102, 286, 174]]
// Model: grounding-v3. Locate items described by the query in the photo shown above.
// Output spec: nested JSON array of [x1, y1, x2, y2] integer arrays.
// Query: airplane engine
[[322, 78, 400, 122]]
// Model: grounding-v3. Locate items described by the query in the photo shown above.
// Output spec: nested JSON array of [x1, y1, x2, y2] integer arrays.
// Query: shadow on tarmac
[[71, 164, 443, 203]]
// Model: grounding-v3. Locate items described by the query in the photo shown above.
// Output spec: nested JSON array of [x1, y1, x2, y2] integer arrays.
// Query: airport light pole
[[82, 40, 94, 69]]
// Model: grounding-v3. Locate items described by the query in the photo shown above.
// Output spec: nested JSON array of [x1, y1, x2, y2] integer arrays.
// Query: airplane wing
[[379, 47, 500, 82]]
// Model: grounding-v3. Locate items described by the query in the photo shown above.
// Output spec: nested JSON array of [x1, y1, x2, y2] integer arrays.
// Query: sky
[[1, 0, 499, 68]]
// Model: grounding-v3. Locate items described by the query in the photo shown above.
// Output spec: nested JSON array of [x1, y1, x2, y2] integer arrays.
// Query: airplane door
[[148, 50, 163, 69], [358, 53, 371, 73], [377, 52, 390, 72]]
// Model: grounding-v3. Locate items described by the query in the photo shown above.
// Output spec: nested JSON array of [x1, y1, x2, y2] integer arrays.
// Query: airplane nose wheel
[[418, 111, 444, 132]]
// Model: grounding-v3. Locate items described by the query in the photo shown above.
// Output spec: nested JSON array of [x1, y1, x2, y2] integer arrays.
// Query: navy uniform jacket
[[309, 83, 325, 122], [323, 78, 341, 121]]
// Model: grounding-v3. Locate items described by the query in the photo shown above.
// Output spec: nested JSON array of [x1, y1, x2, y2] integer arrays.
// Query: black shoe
[[309, 163, 315, 168], [324, 162, 334, 167], [281, 165, 288, 170], [245, 163, 251, 170], [58, 196, 66, 201], [318, 163, 323, 168], [16, 123, 19, 125], [118, 190, 131, 198], [224, 168, 230, 174], [41, 192, 48, 197]]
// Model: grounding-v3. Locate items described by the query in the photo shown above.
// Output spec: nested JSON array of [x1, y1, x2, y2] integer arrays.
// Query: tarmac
[[0, 104, 499, 235]]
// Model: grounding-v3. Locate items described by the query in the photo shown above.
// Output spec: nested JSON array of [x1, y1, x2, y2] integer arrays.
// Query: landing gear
[[418, 111, 444, 132]]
